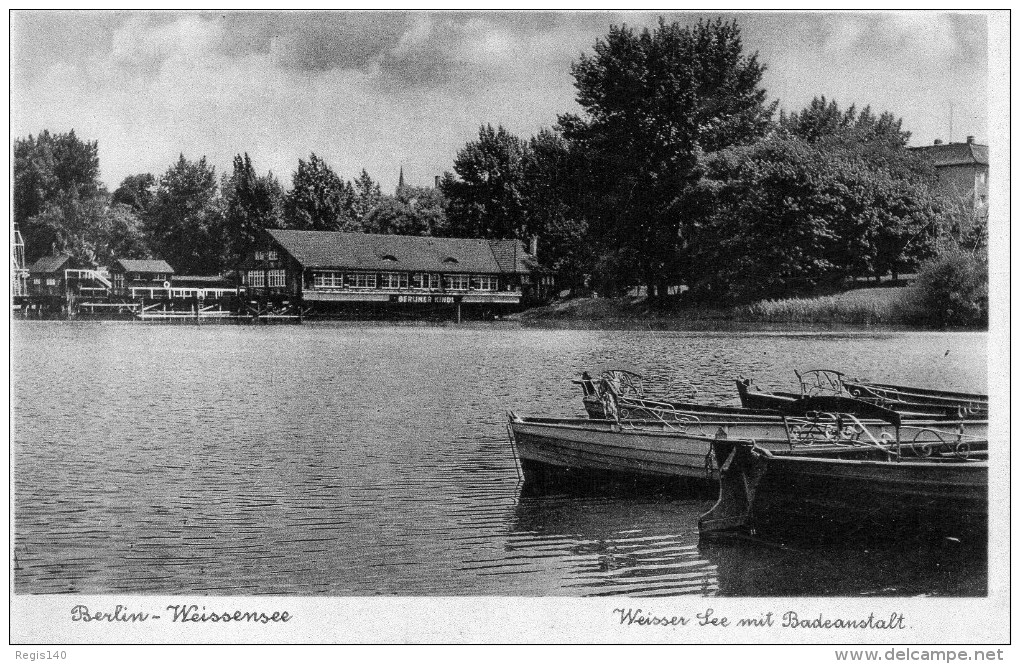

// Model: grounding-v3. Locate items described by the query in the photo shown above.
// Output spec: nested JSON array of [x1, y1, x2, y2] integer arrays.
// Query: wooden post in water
[[457, 302, 461, 324]]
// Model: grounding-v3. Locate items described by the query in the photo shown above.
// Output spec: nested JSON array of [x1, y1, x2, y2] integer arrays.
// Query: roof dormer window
[[381, 254, 398, 262], [443, 257, 459, 264]]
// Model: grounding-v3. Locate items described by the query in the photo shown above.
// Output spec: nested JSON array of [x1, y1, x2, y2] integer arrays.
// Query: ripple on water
[[13, 322, 987, 596]]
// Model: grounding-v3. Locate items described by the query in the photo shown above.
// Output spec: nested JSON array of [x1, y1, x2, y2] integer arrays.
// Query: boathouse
[[242, 229, 542, 316], [109, 259, 175, 298], [27, 254, 79, 297]]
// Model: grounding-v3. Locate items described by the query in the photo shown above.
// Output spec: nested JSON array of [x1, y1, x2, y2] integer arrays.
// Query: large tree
[[688, 135, 944, 302], [145, 155, 225, 275], [351, 169, 383, 225], [519, 129, 591, 292], [285, 153, 358, 231], [363, 185, 448, 236], [223, 153, 286, 271], [561, 18, 776, 299], [442, 124, 529, 239], [13, 129, 105, 262]]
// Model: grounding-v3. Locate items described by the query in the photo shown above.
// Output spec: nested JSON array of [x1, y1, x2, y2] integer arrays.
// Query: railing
[[65, 269, 112, 289]]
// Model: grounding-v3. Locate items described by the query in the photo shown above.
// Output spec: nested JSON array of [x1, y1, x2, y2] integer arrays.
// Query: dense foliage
[[911, 250, 989, 328], [13, 130, 151, 266], [144, 155, 225, 275], [688, 133, 945, 303], [223, 153, 286, 271], [559, 18, 777, 299]]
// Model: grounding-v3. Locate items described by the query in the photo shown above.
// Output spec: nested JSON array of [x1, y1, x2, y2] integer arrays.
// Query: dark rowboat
[[699, 437, 988, 539], [577, 370, 987, 440], [737, 369, 987, 420]]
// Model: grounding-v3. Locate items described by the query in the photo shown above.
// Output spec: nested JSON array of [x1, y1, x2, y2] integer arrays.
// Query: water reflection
[[508, 492, 716, 597], [700, 534, 987, 597], [508, 483, 987, 598]]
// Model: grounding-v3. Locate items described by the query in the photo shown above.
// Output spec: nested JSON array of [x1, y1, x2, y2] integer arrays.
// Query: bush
[[911, 250, 988, 328], [735, 288, 918, 325]]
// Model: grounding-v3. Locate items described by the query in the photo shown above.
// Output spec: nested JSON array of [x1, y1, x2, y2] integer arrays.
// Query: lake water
[[12, 321, 988, 597]]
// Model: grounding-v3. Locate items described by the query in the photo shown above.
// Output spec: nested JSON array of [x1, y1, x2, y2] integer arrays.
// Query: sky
[[11, 10, 993, 193]]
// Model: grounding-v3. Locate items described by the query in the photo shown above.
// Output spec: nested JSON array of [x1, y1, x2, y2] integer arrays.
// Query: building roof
[[28, 254, 72, 274], [113, 259, 175, 274], [266, 230, 535, 274], [910, 141, 989, 168]]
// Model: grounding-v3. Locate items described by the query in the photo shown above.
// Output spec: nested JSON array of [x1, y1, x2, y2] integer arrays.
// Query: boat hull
[[700, 439, 988, 540], [506, 414, 986, 494], [510, 416, 723, 485]]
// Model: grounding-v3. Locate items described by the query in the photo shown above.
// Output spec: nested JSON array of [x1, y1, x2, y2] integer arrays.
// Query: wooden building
[[27, 254, 79, 297], [110, 259, 175, 299], [242, 229, 543, 314]]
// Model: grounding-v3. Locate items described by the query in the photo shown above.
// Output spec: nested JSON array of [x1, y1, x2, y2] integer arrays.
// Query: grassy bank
[[515, 286, 932, 330]]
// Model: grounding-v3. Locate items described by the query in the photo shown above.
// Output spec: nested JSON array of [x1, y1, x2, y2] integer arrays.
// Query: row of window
[[244, 269, 504, 291], [246, 270, 286, 288], [312, 271, 499, 291]]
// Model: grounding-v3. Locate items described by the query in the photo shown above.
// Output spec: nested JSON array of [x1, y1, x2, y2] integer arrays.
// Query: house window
[[314, 271, 339, 288], [412, 273, 440, 289], [443, 274, 470, 290], [267, 270, 286, 287], [350, 272, 377, 288], [33, 278, 41, 285], [976, 172, 987, 185], [255, 250, 278, 261], [46, 278, 57, 286], [475, 275, 498, 291], [248, 270, 265, 288], [380, 272, 408, 289]]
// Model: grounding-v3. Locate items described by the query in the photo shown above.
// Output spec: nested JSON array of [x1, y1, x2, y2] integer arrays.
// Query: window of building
[[381, 254, 398, 262], [248, 270, 265, 288], [443, 274, 470, 290], [380, 272, 408, 289], [475, 275, 499, 291], [314, 271, 344, 288], [255, 250, 278, 261], [46, 278, 56, 286], [413, 273, 440, 289], [33, 278, 41, 285], [977, 171, 987, 185], [350, 272, 377, 288], [443, 257, 459, 265], [268, 270, 286, 287]]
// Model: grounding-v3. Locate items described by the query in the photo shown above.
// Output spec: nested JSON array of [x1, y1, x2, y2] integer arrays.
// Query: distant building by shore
[[242, 229, 549, 316], [910, 136, 988, 217]]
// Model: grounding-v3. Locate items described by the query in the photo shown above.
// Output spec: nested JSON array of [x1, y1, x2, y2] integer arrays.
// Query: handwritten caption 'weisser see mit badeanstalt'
[[614, 608, 907, 630]]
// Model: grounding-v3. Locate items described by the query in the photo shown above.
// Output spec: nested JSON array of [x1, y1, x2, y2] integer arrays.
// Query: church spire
[[397, 166, 405, 192]]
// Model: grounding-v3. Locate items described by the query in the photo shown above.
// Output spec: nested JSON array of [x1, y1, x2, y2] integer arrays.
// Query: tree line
[[14, 18, 985, 302]]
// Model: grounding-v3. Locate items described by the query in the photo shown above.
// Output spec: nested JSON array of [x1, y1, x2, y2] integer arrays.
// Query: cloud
[[11, 11, 990, 192]]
